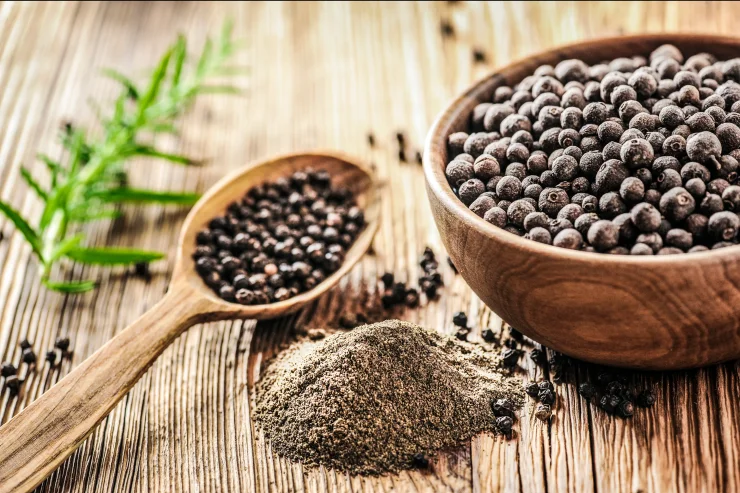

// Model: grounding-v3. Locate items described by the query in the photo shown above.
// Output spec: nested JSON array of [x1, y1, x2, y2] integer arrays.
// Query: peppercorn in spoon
[[0, 151, 380, 493]]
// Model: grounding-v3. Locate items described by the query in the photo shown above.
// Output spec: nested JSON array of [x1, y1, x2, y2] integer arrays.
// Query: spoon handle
[[0, 284, 207, 493]]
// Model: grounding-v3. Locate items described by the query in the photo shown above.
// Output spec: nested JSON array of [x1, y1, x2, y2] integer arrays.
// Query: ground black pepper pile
[[446, 45, 740, 253], [193, 169, 365, 303], [254, 320, 523, 475]]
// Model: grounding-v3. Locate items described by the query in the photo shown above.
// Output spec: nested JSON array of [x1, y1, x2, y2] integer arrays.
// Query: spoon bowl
[[174, 151, 380, 320], [0, 151, 380, 492]]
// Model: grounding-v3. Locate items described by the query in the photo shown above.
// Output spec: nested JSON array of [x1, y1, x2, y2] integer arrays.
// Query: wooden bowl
[[424, 34, 740, 370]]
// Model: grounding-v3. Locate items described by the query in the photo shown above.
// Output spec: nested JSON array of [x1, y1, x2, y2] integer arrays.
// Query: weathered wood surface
[[0, 1, 738, 492]]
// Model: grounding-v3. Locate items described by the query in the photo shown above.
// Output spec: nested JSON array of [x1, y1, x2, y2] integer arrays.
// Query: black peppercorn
[[620, 138, 654, 169], [412, 453, 430, 469], [529, 348, 547, 366], [525, 381, 540, 398], [659, 187, 695, 222], [598, 394, 620, 414], [495, 415, 514, 438], [45, 350, 57, 365], [578, 382, 597, 400], [636, 389, 657, 407], [22, 348, 36, 365], [538, 389, 556, 405], [55, 337, 71, 352], [599, 192, 627, 219], [492, 397, 516, 418], [501, 348, 520, 367], [534, 403, 552, 421], [707, 211, 740, 241], [686, 131, 722, 163], [481, 328, 496, 342], [588, 220, 620, 251], [1, 362, 17, 377], [657, 168, 683, 193], [452, 311, 468, 328], [5, 375, 20, 396]]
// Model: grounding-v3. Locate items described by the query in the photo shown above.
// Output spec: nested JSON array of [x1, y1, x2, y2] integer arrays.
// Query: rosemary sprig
[[0, 20, 244, 292]]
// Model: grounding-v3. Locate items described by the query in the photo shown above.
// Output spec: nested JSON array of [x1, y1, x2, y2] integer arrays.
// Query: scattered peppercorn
[[45, 350, 57, 365], [134, 261, 152, 282], [440, 19, 454, 38], [5, 375, 20, 396], [21, 348, 36, 365], [501, 348, 521, 367], [452, 311, 468, 328], [367, 133, 375, 147], [636, 389, 657, 407], [529, 348, 547, 366], [538, 389, 556, 405], [445, 44, 740, 253], [381, 272, 394, 286], [578, 382, 597, 400], [55, 336, 71, 352], [495, 415, 514, 438], [404, 288, 420, 307], [481, 328, 496, 342], [1, 362, 16, 377], [473, 48, 487, 64], [412, 453, 430, 469], [534, 403, 552, 421], [525, 381, 540, 398]]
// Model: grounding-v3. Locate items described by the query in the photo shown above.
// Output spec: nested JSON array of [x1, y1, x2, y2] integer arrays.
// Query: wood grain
[[0, 1, 738, 492]]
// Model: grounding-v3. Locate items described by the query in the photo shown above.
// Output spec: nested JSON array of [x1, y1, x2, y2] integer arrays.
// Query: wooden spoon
[[0, 151, 380, 493]]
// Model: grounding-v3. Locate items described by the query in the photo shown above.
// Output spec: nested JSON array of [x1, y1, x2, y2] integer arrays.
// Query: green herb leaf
[[49, 233, 84, 263], [38, 154, 65, 188], [96, 187, 200, 205], [171, 35, 187, 87], [126, 145, 197, 165], [214, 65, 250, 76], [102, 68, 140, 100], [20, 167, 48, 201], [220, 18, 234, 53], [192, 85, 242, 96], [66, 247, 165, 265], [137, 47, 173, 120], [0, 200, 43, 258], [196, 38, 213, 77], [43, 279, 97, 293], [145, 122, 179, 135], [72, 208, 123, 222]]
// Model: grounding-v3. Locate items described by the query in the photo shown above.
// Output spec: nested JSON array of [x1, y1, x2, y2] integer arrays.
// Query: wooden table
[[0, 2, 738, 491]]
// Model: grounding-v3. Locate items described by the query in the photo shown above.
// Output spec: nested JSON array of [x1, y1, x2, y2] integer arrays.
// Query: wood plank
[[0, 1, 737, 492]]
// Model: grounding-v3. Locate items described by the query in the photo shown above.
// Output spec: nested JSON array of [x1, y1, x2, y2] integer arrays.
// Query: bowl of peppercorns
[[424, 34, 740, 370]]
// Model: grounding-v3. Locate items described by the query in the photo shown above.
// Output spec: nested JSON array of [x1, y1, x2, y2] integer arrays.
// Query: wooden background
[[0, 1, 738, 492]]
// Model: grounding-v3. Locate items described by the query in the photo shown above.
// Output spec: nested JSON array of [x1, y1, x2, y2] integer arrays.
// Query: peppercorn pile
[[446, 45, 740, 253], [193, 169, 365, 304], [254, 320, 523, 475]]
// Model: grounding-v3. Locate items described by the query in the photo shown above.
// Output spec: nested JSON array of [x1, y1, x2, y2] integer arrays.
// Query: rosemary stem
[[40, 209, 67, 277]]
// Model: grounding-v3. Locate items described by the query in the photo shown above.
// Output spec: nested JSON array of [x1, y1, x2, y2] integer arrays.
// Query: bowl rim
[[424, 33, 740, 268]]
